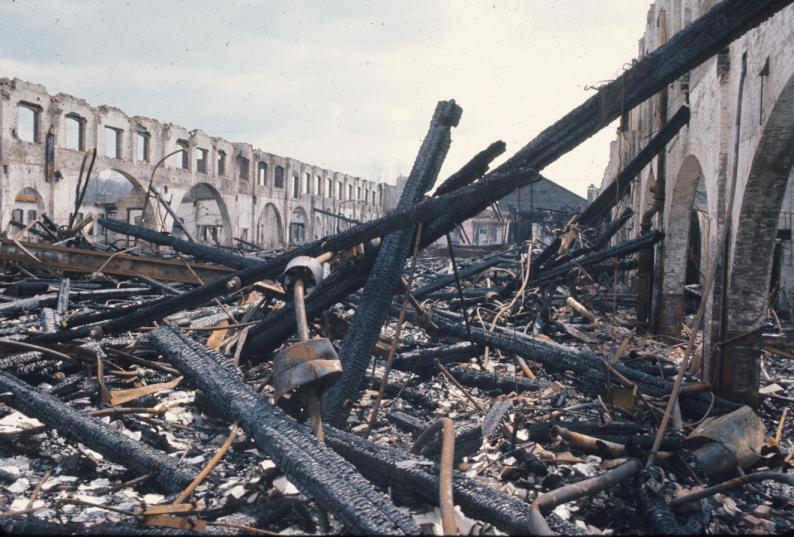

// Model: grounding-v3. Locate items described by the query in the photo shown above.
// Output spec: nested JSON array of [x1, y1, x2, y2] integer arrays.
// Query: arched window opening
[[177, 139, 190, 169], [64, 113, 85, 151], [258, 162, 268, 186], [292, 175, 300, 198], [17, 102, 41, 143], [274, 166, 285, 188], [136, 128, 150, 162], [105, 126, 123, 159]]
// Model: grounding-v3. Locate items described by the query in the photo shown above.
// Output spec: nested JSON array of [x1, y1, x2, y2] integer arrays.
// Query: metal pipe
[[293, 279, 310, 343], [527, 459, 641, 535], [550, 425, 626, 458], [669, 471, 794, 508], [409, 417, 457, 535]]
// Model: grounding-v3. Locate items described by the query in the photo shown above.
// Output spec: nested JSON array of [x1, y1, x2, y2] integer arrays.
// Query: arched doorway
[[8, 187, 46, 241], [718, 71, 794, 406], [659, 156, 708, 338], [173, 183, 232, 246], [289, 207, 308, 246], [80, 169, 148, 245], [257, 203, 283, 249]]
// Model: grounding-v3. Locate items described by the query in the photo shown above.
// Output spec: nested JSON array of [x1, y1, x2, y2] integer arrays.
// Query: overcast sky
[[0, 1, 651, 197]]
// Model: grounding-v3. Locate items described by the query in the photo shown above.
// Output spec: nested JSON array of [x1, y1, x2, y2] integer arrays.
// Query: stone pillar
[[657, 292, 684, 338], [718, 329, 761, 408]]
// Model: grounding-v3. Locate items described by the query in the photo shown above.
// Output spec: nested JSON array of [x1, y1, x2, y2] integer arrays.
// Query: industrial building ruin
[[0, 0, 791, 535], [1, 77, 397, 249]]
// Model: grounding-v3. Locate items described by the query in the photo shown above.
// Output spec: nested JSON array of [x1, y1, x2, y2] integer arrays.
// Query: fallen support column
[[324, 100, 462, 429], [0, 370, 192, 492], [147, 326, 418, 535]]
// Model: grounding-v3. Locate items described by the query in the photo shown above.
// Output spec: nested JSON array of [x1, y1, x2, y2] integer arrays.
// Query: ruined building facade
[[0, 78, 394, 249], [600, 1, 794, 406]]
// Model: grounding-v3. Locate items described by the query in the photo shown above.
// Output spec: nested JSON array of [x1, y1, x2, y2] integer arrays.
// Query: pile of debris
[[0, 1, 793, 534]]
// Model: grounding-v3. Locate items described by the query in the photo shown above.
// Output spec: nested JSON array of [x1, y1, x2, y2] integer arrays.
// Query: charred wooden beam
[[3, 287, 155, 320], [528, 231, 664, 288], [433, 140, 506, 197], [635, 480, 699, 534], [98, 219, 257, 270], [147, 326, 418, 535], [324, 100, 462, 428], [136, 275, 182, 296], [388, 342, 479, 379], [577, 106, 690, 227], [0, 370, 192, 492], [448, 366, 543, 394], [413, 256, 512, 299], [0, 518, 196, 535]]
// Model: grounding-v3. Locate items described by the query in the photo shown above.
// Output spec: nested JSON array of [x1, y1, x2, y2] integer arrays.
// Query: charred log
[[0, 370, 192, 492], [147, 326, 419, 535], [324, 100, 462, 429]]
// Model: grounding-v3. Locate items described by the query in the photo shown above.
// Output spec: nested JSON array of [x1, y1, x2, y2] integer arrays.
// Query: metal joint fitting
[[272, 337, 342, 417], [281, 256, 324, 297]]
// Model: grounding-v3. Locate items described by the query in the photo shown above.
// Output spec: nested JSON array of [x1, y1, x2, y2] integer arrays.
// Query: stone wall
[[0, 77, 394, 247], [598, 1, 794, 405]]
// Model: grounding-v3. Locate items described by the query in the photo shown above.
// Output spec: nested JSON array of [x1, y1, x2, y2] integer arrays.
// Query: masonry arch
[[174, 182, 232, 246], [288, 207, 308, 245], [659, 156, 708, 337], [72, 168, 149, 244], [8, 187, 46, 240], [258, 203, 283, 249], [719, 71, 794, 406]]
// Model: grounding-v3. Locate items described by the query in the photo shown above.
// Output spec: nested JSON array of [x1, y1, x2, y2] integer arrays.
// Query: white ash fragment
[[273, 476, 299, 495], [6, 477, 30, 494]]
